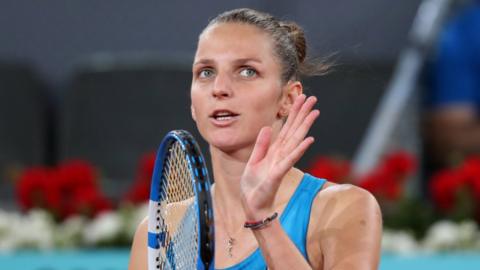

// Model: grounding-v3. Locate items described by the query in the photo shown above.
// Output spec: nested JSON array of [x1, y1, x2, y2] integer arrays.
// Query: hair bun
[[279, 21, 306, 64]]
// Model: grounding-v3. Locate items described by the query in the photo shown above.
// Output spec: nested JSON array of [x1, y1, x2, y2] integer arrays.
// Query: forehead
[[195, 23, 278, 64]]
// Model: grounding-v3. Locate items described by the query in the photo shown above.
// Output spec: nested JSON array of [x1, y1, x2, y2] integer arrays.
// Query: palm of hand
[[240, 95, 320, 218]]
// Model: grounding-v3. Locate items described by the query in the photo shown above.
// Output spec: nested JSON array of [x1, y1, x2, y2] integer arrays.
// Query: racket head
[[147, 130, 214, 270]]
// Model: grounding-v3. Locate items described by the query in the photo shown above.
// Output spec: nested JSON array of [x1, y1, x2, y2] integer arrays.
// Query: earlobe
[[191, 105, 197, 122], [278, 108, 288, 118]]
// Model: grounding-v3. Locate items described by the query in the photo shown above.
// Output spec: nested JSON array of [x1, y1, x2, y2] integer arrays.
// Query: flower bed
[[2, 150, 479, 253]]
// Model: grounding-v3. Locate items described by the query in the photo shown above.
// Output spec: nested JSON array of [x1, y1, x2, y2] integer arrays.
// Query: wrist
[[244, 212, 278, 230], [241, 197, 276, 221], [243, 205, 276, 222]]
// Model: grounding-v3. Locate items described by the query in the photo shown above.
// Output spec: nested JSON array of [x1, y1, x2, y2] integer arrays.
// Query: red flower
[[383, 151, 417, 178], [16, 159, 112, 220], [72, 188, 112, 217], [356, 151, 416, 201], [428, 155, 480, 214], [138, 152, 156, 181], [429, 170, 466, 211], [124, 180, 151, 204], [358, 167, 403, 201], [461, 156, 480, 201], [306, 156, 351, 183], [57, 160, 96, 191], [470, 174, 480, 202], [16, 167, 61, 211], [123, 152, 156, 204]]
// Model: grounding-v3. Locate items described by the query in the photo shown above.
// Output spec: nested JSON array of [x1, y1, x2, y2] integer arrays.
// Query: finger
[[248, 126, 272, 164], [272, 137, 315, 181], [285, 96, 317, 140], [276, 94, 305, 143], [283, 109, 320, 153]]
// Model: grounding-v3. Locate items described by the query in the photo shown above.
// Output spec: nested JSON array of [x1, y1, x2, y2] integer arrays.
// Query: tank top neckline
[[216, 172, 320, 270]]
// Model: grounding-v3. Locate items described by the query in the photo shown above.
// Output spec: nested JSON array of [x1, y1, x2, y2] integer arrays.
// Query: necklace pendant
[[227, 237, 235, 258]]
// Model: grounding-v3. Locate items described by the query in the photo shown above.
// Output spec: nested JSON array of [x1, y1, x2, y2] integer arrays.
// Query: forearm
[[250, 219, 312, 270]]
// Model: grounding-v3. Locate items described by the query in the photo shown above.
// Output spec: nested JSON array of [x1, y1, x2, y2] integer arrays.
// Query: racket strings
[[155, 142, 199, 269], [164, 143, 195, 202]]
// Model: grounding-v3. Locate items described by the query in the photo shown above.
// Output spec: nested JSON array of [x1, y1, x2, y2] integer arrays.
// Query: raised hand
[[240, 94, 320, 219]]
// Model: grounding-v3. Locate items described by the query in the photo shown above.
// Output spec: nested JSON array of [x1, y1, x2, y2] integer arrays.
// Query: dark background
[[0, 0, 419, 88], [0, 0, 420, 206]]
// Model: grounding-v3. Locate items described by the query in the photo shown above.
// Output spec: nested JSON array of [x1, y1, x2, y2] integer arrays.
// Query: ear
[[191, 105, 197, 122], [278, 81, 303, 118]]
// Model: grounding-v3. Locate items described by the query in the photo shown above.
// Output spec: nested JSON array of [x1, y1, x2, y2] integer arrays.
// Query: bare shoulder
[[128, 216, 148, 270], [311, 181, 382, 231], [307, 182, 382, 269], [135, 216, 149, 237], [139, 215, 149, 228], [315, 182, 381, 216]]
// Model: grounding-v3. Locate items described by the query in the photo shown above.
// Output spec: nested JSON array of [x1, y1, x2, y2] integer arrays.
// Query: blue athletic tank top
[[215, 173, 326, 270]]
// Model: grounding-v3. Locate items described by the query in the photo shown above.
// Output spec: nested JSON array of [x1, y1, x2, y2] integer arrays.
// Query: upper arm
[[308, 185, 382, 270], [128, 216, 148, 270]]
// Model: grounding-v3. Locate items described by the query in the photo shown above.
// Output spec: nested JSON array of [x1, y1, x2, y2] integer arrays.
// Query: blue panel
[[148, 231, 164, 249]]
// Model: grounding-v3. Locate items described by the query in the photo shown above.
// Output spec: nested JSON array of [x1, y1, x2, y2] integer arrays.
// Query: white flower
[[0, 209, 55, 251], [475, 235, 480, 250], [55, 216, 87, 248], [382, 229, 419, 255], [21, 209, 55, 250], [456, 221, 478, 247], [0, 210, 22, 252], [82, 211, 122, 245], [422, 220, 474, 250], [0, 209, 15, 239]]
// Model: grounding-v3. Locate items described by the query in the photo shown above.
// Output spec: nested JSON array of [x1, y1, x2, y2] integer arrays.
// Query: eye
[[239, 67, 257, 78], [198, 68, 215, 79]]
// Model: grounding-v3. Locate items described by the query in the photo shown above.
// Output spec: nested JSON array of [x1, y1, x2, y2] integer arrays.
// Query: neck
[[210, 145, 252, 225], [210, 122, 285, 225]]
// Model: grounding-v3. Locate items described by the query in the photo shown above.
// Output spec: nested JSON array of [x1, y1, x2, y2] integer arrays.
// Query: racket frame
[[148, 130, 214, 270]]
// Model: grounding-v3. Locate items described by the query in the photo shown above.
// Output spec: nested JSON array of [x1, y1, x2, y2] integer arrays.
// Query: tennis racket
[[148, 130, 215, 270]]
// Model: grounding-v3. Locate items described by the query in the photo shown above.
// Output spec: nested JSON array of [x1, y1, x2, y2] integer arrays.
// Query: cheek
[[248, 92, 281, 122], [190, 89, 202, 112]]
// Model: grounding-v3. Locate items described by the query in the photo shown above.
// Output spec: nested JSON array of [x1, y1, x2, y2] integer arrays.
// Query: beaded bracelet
[[244, 212, 278, 230]]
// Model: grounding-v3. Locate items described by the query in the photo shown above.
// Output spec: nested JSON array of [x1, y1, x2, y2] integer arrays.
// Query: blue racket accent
[[148, 130, 214, 270], [148, 231, 167, 249], [166, 240, 176, 270]]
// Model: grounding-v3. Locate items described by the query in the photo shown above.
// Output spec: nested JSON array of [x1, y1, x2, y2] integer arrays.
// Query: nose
[[212, 72, 233, 99]]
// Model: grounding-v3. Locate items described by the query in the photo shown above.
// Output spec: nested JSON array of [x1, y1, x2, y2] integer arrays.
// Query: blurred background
[[1, 0, 479, 269]]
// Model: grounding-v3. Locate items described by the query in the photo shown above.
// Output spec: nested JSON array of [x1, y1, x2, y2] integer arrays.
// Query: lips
[[209, 109, 239, 125]]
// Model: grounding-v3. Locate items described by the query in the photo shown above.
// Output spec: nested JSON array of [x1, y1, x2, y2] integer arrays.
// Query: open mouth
[[210, 110, 239, 121]]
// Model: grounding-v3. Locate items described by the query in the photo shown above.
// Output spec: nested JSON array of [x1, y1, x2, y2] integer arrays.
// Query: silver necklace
[[226, 236, 236, 258], [216, 208, 243, 258]]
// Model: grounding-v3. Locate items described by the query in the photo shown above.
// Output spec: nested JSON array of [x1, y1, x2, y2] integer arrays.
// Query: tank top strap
[[279, 173, 326, 260]]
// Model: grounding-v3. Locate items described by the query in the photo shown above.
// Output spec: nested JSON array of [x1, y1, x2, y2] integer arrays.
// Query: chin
[[205, 129, 253, 153]]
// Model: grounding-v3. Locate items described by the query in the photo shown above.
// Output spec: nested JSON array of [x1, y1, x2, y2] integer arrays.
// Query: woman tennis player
[[129, 8, 382, 269]]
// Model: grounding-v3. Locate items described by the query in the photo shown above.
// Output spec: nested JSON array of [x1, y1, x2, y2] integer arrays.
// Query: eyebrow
[[193, 58, 263, 66]]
